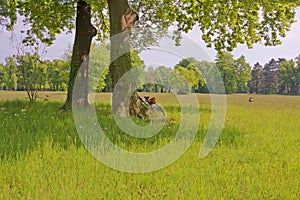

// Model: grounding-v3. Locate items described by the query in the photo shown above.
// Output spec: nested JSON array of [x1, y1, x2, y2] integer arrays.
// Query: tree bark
[[107, 0, 139, 117], [61, 0, 97, 111]]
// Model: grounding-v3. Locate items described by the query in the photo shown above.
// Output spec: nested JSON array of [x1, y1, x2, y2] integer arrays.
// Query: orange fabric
[[148, 97, 156, 104]]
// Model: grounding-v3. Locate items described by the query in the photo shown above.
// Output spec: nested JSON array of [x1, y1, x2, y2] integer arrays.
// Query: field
[[0, 91, 299, 199]]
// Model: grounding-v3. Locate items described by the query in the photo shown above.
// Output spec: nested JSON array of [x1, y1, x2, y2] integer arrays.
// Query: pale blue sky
[[0, 8, 299, 67]]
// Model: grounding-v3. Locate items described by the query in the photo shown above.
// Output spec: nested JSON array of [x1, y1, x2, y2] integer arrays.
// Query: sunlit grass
[[0, 92, 299, 199]]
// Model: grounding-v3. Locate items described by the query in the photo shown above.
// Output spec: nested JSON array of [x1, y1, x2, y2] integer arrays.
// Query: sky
[[0, 8, 299, 67]]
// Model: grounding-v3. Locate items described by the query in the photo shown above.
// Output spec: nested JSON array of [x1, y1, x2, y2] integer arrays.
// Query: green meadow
[[0, 91, 299, 199]]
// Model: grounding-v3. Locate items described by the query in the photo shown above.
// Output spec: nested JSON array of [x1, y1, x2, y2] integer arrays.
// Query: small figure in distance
[[249, 97, 254, 102]]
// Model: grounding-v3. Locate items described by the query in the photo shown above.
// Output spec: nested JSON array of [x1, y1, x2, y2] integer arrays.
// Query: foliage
[[249, 63, 264, 94], [0, 64, 4, 89], [89, 44, 146, 92], [1, 1, 299, 51], [143, 66, 190, 94], [278, 57, 300, 95], [143, 66, 164, 93], [169, 69, 190, 94], [2, 57, 18, 91], [235, 56, 251, 93], [216, 52, 238, 94], [130, 50, 146, 91], [175, 57, 205, 91], [0, 45, 148, 94], [2, 52, 300, 96], [175, 1, 299, 51], [262, 58, 282, 94], [47, 59, 70, 91], [0, 55, 70, 93], [89, 43, 110, 92], [13, 52, 43, 100]]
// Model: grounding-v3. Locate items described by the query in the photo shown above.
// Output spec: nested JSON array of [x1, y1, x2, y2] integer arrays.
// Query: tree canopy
[[1, 0, 299, 51]]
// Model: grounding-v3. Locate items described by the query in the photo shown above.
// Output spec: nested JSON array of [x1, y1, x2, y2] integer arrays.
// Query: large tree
[[61, 1, 97, 110], [0, 0, 299, 112]]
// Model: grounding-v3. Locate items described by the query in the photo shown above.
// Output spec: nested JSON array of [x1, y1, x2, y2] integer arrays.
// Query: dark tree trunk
[[107, 0, 139, 117], [60, 0, 97, 111]]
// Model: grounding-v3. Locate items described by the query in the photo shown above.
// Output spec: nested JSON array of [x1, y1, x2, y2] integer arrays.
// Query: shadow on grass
[[0, 100, 81, 160], [0, 100, 217, 160]]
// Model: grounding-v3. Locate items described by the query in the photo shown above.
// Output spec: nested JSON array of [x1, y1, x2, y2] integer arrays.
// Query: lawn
[[0, 91, 299, 199]]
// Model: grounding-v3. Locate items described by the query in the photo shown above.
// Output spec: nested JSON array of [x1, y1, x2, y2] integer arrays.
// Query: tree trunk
[[60, 0, 96, 111], [107, 0, 139, 117]]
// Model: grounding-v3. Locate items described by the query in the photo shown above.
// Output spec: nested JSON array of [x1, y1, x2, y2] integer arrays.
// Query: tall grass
[[0, 93, 299, 199]]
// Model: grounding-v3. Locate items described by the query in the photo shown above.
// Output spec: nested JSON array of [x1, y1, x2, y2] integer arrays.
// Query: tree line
[[0, 44, 144, 99], [137, 52, 300, 95], [1, 47, 299, 96], [0, 54, 69, 93]]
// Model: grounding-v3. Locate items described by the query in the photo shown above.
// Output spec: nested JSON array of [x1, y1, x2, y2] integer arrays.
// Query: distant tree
[[155, 66, 172, 93], [47, 59, 70, 91], [143, 66, 163, 93], [216, 52, 237, 94], [89, 44, 110, 92], [235, 55, 251, 93], [295, 55, 300, 94], [263, 58, 283, 94], [278, 59, 294, 94], [249, 63, 264, 94], [142, 65, 190, 94], [143, 66, 155, 92], [278, 57, 300, 95], [176, 57, 198, 69], [175, 66, 198, 92], [103, 73, 113, 92], [196, 61, 217, 93], [36, 61, 48, 91], [14, 53, 44, 100], [130, 50, 146, 92], [175, 57, 205, 93], [3, 57, 18, 91], [88, 43, 145, 93], [169, 70, 190, 94], [0, 64, 5, 90]]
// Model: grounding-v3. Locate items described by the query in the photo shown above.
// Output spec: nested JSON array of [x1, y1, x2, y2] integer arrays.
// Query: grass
[[0, 91, 299, 199]]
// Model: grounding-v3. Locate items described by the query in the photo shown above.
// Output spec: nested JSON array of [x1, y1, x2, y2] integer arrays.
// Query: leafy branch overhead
[[175, 1, 298, 51], [0, 0, 299, 51]]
